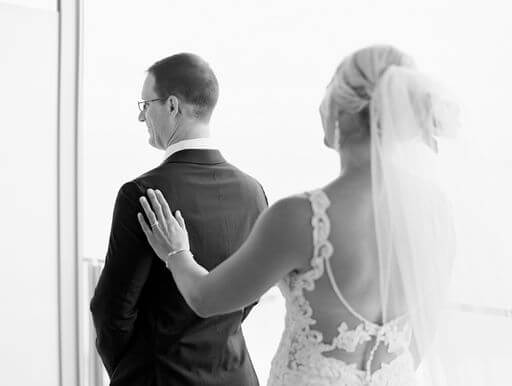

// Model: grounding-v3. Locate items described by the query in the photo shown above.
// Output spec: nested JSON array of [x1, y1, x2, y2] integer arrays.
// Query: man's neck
[[167, 122, 211, 147]]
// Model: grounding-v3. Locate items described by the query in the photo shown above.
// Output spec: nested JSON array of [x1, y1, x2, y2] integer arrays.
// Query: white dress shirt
[[163, 137, 217, 160]]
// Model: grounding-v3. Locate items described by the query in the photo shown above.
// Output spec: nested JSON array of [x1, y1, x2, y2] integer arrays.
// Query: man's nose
[[138, 110, 145, 122]]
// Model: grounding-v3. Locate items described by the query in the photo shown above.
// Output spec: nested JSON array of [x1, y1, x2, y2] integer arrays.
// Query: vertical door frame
[[57, 0, 83, 385]]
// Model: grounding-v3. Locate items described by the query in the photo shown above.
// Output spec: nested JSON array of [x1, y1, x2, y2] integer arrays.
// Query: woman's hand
[[137, 188, 190, 263]]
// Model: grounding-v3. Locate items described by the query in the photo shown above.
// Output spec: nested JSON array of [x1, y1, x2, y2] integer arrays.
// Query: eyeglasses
[[138, 98, 166, 112]]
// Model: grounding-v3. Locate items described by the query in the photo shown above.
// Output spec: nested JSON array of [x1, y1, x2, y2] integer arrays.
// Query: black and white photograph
[[1, 0, 511, 385]]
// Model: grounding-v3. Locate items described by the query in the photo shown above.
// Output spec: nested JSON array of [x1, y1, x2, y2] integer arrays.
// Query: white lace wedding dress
[[267, 189, 417, 386]]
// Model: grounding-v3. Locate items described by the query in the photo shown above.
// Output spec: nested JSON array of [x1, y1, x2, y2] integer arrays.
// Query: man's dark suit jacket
[[90, 149, 268, 386]]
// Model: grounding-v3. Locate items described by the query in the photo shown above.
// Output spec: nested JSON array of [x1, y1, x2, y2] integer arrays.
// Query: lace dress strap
[[307, 189, 331, 247], [307, 189, 375, 326]]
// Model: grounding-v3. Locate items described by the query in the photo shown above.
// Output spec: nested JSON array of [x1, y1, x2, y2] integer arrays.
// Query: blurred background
[[1, 0, 511, 385]]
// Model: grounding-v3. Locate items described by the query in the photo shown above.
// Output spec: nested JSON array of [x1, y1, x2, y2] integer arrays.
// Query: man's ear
[[168, 96, 180, 117]]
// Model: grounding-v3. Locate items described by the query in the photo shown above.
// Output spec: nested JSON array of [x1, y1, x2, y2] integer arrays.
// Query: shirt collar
[[163, 137, 217, 160]]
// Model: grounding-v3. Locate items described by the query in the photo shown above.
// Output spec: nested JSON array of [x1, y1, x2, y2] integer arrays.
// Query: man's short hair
[[148, 53, 219, 121]]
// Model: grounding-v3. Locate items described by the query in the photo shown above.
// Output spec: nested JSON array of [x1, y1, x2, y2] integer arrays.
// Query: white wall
[[1, 0, 55, 10], [0, 2, 59, 385]]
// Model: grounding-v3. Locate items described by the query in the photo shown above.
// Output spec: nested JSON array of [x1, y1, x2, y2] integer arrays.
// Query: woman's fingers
[[146, 189, 165, 224], [155, 189, 173, 222], [137, 212, 152, 236], [138, 193, 189, 258], [139, 196, 158, 226], [175, 210, 187, 230]]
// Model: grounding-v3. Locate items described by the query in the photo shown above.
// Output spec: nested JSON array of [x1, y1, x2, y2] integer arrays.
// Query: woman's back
[[267, 172, 415, 385]]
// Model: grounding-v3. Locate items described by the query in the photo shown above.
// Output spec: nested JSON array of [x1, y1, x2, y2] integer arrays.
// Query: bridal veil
[[320, 45, 490, 385]]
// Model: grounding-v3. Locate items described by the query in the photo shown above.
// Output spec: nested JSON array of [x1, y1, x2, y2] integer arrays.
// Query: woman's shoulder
[[267, 190, 319, 220], [255, 192, 316, 266], [260, 189, 325, 241]]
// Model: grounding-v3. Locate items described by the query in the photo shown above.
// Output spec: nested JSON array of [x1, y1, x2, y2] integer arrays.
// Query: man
[[90, 53, 267, 386]]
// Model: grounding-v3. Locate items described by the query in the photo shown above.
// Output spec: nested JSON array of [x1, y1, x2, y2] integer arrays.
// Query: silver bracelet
[[167, 249, 188, 257], [165, 249, 189, 268]]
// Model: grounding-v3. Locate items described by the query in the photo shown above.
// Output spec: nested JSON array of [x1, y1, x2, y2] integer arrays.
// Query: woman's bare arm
[[138, 189, 311, 317]]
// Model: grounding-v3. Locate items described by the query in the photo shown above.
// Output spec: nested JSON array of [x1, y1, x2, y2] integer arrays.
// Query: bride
[[136, 45, 459, 385]]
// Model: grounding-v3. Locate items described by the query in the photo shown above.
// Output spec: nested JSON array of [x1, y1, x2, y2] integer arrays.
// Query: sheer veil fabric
[[320, 45, 469, 385], [369, 64, 459, 385]]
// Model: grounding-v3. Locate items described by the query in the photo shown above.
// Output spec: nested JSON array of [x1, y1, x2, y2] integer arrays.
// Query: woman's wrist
[[164, 249, 192, 269], [167, 248, 189, 258]]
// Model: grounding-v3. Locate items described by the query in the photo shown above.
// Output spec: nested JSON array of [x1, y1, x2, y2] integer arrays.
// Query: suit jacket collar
[[162, 149, 226, 165]]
